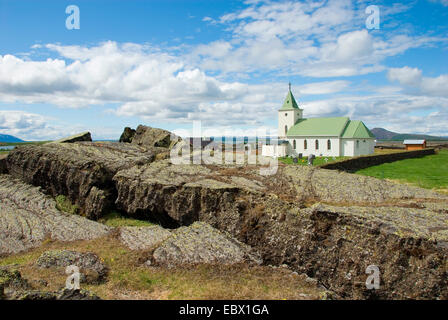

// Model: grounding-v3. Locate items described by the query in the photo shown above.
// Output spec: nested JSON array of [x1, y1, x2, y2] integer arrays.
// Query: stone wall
[[319, 148, 435, 172]]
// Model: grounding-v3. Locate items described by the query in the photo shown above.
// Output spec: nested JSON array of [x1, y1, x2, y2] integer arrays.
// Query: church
[[263, 85, 375, 158]]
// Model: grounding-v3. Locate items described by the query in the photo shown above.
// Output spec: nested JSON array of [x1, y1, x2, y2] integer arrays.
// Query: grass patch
[[0, 237, 324, 300], [99, 212, 155, 227], [55, 195, 80, 215], [355, 150, 448, 191]]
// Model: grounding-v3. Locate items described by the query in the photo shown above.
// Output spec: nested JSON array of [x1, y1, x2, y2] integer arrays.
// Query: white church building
[[263, 86, 375, 158]]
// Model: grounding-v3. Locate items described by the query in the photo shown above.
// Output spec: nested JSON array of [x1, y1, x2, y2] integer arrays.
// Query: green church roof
[[279, 89, 301, 111], [287, 117, 349, 136], [287, 117, 374, 138], [341, 120, 375, 138]]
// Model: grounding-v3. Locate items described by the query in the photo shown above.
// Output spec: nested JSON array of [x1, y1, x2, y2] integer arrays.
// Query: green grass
[[279, 155, 349, 166], [355, 150, 448, 191], [99, 211, 155, 227], [54, 195, 80, 215]]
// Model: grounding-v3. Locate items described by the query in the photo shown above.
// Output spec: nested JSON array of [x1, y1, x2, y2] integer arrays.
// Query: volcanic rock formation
[[2, 126, 448, 299]]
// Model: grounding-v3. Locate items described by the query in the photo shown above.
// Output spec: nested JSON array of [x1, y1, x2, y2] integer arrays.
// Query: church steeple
[[278, 83, 303, 138], [279, 83, 301, 111]]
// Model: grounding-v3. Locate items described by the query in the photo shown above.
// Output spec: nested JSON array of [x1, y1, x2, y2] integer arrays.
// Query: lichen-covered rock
[[282, 165, 445, 204], [131, 125, 181, 149], [113, 161, 242, 227], [118, 225, 172, 250], [150, 222, 262, 267], [51, 131, 92, 143], [0, 267, 30, 299], [55, 288, 100, 300], [209, 198, 448, 300], [119, 127, 136, 143], [16, 291, 58, 300], [6, 142, 155, 219], [0, 175, 111, 255], [36, 250, 108, 283], [0, 266, 100, 300]]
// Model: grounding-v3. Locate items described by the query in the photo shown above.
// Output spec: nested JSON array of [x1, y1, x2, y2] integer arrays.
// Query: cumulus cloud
[[0, 42, 248, 110], [388, 66, 448, 97], [0, 41, 354, 129], [302, 94, 448, 136], [0, 109, 124, 141], [388, 66, 422, 86], [192, 0, 441, 77], [0, 110, 69, 140]]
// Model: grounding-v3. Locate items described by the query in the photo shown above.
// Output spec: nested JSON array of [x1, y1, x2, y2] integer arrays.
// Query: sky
[[0, 0, 447, 140]]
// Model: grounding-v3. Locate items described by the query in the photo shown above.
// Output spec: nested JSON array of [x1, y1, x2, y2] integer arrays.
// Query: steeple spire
[[279, 84, 301, 111]]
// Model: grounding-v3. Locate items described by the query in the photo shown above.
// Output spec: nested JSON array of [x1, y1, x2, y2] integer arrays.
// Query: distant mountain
[[370, 128, 397, 140], [370, 128, 448, 141], [0, 134, 24, 143]]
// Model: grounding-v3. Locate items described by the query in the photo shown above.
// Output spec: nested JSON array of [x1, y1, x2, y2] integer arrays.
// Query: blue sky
[[0, 0, 447, 140]]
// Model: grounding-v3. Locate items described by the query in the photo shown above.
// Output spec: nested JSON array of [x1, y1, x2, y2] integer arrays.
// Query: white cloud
[[0, 109, 127, 141], [388, 66, 422, 86], [0, 42, 248, 110], [301, 94, 448, 136], [297, 80, 351, 95], [0, 110, 69, 140], [388, 66, 448, 97], [192, 0, 441, 78]]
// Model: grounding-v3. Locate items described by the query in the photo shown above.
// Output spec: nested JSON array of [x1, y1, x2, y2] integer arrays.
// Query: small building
[[403, 139, 426, 150]]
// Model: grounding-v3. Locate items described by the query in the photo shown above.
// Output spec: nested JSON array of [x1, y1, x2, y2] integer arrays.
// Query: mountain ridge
[[370, 128, 448, 141], [0, 134, 24, 143]]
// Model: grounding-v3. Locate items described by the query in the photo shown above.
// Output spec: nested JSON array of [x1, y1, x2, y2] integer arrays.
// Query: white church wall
[[355, 139, 375, 156], [341, 139, 354, 157], [287, 137, 340, 157], [341, 139, 375, 156]]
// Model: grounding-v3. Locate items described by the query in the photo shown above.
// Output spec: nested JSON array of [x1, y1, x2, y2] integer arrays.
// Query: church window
[[327, 139, 331, 150], [304, 140, 307, 149], [285, 125, 288, 134], [285, 113, 287, 116], [356, 140, 359, 148], [293, 140, 296, 149], [315, 140, 319, 150]]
